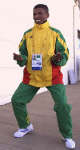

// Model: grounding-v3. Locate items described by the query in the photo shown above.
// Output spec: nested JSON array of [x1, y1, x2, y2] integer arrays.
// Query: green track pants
[[11, 82, 72, 138]]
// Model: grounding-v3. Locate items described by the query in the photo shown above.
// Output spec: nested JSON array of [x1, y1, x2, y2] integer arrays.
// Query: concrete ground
[[0, 82, 80, 150]]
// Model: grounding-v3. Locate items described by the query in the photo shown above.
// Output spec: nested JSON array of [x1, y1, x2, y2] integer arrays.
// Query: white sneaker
[[14, 123, 34, 138], [65, 138, 76, 149]]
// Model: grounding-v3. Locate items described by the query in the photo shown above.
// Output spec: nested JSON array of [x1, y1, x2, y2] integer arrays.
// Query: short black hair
[[33, 4, 49, 13]]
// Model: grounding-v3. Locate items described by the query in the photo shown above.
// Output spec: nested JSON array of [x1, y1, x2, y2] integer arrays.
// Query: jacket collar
[[34, 21, 49, 29]]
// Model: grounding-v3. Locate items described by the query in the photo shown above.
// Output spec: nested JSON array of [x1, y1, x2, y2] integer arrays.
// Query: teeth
[[36, 20, 41, 22]]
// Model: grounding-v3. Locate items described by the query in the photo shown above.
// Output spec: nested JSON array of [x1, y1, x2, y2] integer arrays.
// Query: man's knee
[[53, 103, 72, 113], [11, 92, 18, 104]]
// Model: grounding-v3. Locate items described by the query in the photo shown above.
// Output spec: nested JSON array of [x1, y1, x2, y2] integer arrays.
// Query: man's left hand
[[51, 52, 62, 64]]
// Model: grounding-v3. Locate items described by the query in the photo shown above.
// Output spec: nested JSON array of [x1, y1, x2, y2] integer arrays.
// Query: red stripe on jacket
[[52, 65, 63, 84]]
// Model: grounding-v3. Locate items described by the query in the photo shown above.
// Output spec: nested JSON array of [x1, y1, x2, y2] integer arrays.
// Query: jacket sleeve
[[54, 31, 69, 66], [17, 33, 28, 67]]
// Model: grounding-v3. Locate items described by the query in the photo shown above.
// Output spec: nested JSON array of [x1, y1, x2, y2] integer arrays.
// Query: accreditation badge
[[32, 54, 42, 70]]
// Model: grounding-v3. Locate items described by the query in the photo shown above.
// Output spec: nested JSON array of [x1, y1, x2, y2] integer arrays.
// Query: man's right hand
[[13, 53, 23, 61]]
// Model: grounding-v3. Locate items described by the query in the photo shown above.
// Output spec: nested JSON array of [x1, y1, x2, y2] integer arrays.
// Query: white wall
[[0, 0, 74, 104], [73, 5, 80, 80]]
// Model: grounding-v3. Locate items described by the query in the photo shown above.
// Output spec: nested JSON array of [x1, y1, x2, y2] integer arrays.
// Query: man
[[12, 4, 75, 149]]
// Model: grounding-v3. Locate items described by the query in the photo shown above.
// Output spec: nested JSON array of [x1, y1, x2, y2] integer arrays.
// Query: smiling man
[[33, 5, 49, 24], [12, 4, 75, 149]]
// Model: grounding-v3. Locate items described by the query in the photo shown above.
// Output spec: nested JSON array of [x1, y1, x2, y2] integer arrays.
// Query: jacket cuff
[[53, 55, 67, 66], [17, 55, 27, 67]]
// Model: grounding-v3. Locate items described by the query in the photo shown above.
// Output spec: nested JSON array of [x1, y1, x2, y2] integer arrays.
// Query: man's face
[[33, 7, 49, 24]]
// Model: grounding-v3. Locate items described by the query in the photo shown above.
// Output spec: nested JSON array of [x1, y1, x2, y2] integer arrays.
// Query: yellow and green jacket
[[17, 21, 69, 87]]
